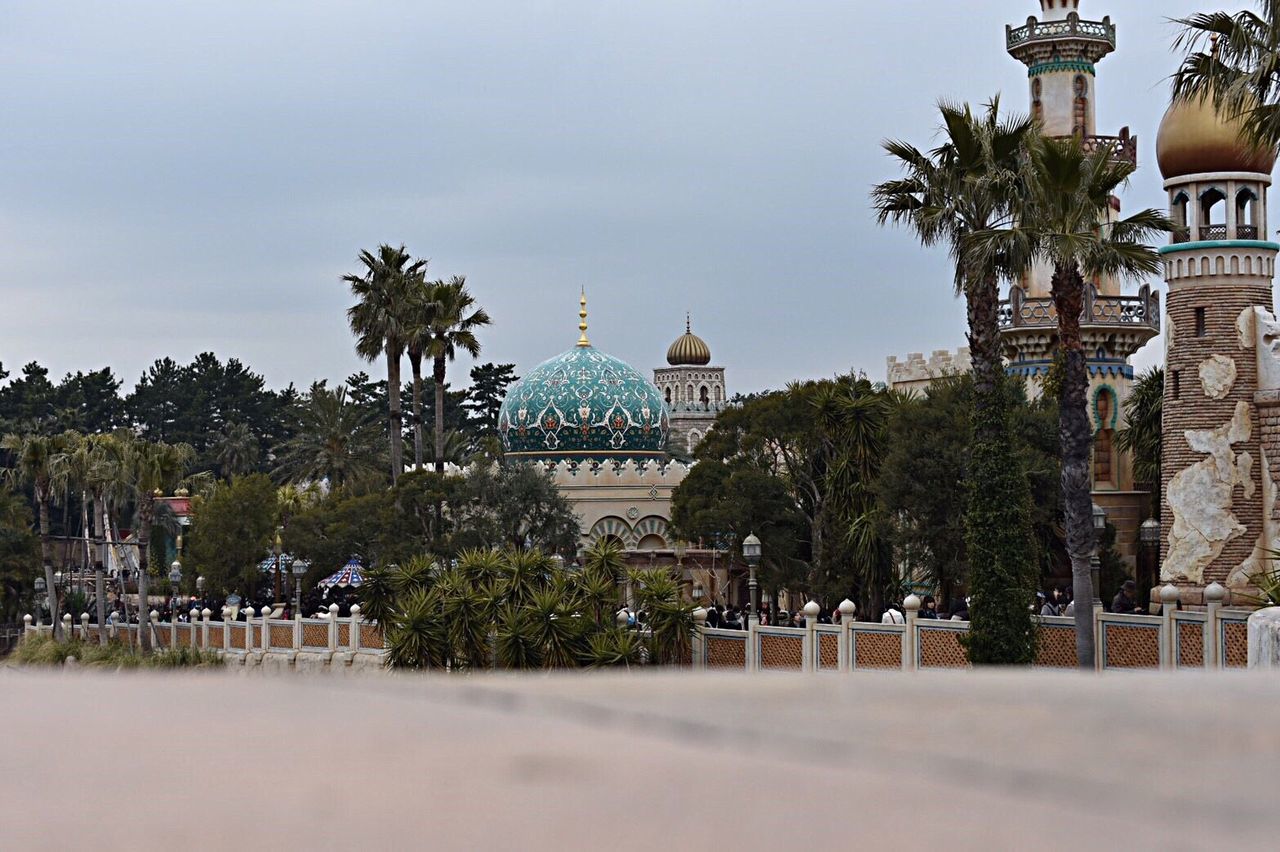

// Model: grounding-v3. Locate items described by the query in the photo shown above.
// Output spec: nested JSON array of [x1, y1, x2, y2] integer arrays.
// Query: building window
[[1194, 307, 1206, 337], [1072, 74, 1088, 136], [1093, 389, 1116, 486], [1032, 78, 1043, 125]]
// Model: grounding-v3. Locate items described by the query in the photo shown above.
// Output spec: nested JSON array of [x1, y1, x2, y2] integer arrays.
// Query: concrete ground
[[1, 668, 1274, 850]]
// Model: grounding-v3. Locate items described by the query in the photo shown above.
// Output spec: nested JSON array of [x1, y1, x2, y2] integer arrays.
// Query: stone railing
[[1076, 133, 1137, 167], [998, 284, 1159, 332], [23, 604, 386, 671], [692, 584, 1252, 672], [1006, 13, 1115, 50]]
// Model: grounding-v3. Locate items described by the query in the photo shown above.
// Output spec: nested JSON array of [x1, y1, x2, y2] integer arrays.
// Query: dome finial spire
[[577, 288, 590, 347], [686, 312, 691, 334]]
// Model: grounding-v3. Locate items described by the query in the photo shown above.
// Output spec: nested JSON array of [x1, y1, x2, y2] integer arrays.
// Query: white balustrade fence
[[691, 583, 1255, 672]]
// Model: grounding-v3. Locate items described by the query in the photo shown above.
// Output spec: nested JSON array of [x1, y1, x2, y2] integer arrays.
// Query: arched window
[[687, 384, 694, 401], [1237, 187, 1259, 239], [1031, 78, 1043, 125], [713, 385, 722, 404], [1072, 74, 1088, 137], [699, 385, 709, 408], [664, 387, 671, 405], [1172, 191, 1190, 241], [1200, 187, 1227, 239]]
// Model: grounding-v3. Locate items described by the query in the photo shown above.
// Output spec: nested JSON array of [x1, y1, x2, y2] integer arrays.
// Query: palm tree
[[1173, 4, 1280, 151], [213, 422, 260, 478], [872, 99, 1040, 662], [273, 384, 382, 491], [418, 276, 491, 474], [118, 437, 196, 651], [2, 431, 73, 637], [344, 245, 427, 484], [996, 136, 1170, 667]]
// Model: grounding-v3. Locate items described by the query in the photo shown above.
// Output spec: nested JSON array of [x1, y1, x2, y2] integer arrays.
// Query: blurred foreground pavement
[[2, 668, 1275, 850]]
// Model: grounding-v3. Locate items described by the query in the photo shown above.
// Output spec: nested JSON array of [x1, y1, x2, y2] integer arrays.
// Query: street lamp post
[[1091, 503, 1107, 609], [169, 560, 182, 622], [291, 559, 309, 618], [33, 575, 46, 627], [742, 532, 761, 627], [1139, 517, 1161, 611]]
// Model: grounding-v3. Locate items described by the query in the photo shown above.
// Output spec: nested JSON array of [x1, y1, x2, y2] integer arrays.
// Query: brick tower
[[1156, 95, 1278, 601]]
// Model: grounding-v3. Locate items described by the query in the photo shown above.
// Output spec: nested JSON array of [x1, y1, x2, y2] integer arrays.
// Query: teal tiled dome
[[498, 345, 670, 461]]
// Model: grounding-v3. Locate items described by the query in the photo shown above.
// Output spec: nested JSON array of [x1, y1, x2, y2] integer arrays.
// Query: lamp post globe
[[196, 575, 205, 594]]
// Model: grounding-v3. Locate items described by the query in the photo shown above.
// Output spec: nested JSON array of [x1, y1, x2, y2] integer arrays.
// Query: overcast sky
[[0, 0, 1230, 395]]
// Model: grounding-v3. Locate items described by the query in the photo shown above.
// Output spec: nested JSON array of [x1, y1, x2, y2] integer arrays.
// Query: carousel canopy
[[320, 557, 365, 588], [257, 553, 311, 575]]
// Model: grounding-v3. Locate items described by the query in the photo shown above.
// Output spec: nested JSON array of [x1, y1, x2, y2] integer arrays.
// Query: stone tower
[[1157, 96, 1279, 600], [1001, 0, 1159, 565], [654, 317, 727, 457]]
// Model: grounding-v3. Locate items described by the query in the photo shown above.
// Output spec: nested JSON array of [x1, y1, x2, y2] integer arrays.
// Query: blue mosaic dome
[[498, 344, 670, 461]]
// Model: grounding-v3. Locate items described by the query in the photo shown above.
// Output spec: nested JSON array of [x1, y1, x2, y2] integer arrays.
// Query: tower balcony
[[1007, 13, 1115, 51], [1171, 224, 1263, 243], [998, 284, 1160, 336], [1075, 132, 1137, 167]]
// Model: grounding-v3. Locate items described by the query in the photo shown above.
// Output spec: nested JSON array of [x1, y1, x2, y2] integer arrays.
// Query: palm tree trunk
[[1052, 264, 1096, 668], [387, 344, 404, 483], [433, 355, 447, 474], [963, 271, 1038, 664], [93, 492, 107, 645], [409, 350, 425, 470], [37, 493, 61, 640], [137, 505, 152, 652]]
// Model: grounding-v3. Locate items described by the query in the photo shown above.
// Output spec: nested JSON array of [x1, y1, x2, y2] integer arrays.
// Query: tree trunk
[[387, 344, 404, 484], [37, 492, 62, 640], [433, 355, 447, 474], [1052, 264, 1096, 668], [963, 271, 1038, 664], [93, 492, 107, 645], [409, 350, 425, 470], [137, 504, 152, 653]]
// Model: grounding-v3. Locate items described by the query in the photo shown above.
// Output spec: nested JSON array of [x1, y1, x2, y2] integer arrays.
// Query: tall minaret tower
[[1000, 1, 1158, 566], [1156, 94, 1278, 601]]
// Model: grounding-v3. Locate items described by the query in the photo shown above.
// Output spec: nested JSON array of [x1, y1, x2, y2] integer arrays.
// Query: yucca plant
[[526, 586, 588, 669], [355, 565, 399, 626], [583, 627, 645, 668], [493, 603, 543, 670], [384, 586, 448, 670], [629, 568, 695, 665]]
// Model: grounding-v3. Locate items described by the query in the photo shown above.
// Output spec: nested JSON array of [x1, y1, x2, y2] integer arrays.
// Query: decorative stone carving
[[1199, 355, 1238, 400], [1254, 307, 1280, 392], [1165, 402, 1253, 584]]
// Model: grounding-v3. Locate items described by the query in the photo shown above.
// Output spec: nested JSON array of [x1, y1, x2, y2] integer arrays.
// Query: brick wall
[[1160, 282, 1271, 585]]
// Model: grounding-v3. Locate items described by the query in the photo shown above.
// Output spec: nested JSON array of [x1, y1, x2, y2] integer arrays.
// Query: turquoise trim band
[[1028, 59, 1095, 77], [1159, 239, 1280, 255]]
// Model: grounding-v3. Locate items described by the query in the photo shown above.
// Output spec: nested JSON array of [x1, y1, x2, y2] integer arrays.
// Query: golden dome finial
[[686, 312, 691, 334], [577, 288, 590, 347]]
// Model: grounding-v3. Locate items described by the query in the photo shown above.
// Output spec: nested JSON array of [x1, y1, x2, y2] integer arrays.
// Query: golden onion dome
[[1156, 96, 1275, 180], [666, 316, 711, 366]]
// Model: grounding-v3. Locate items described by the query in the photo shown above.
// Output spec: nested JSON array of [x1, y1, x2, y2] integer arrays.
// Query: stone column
[[838, 599, 856, 672], [903, 595, 920, 671], [801, 601, 819, 673]]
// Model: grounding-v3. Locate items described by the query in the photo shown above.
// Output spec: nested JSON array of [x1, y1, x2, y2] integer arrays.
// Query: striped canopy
[[320, 557, 365, 588], [257, 554, 310, 575]]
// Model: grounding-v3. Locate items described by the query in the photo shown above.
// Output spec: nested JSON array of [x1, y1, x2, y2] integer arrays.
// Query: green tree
[[53, 369, 125, 434], [1001, 136, 1170, 667], [1116, 367, 1163, 513], [463, 363, 518, 443], [0, 362, 59, 433], [187, 474, 280, 596], [273, 383, 383, 492], [212, 422, 260, 478], [1173, 4, 1280, 151], [873, 97, 1041, 663], [0, 485, 38, 624], [1, 431, 74, 636], [417, 276, 491, 474], [117, 437, 197, 651], [344, 245, 426, 484], [451, 463, 579, 554]]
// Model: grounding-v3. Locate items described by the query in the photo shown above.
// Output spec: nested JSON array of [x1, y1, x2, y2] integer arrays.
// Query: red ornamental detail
[[612, 415, 625, 429], [580, 424, 590, 436], [544, 418, 557, 429]]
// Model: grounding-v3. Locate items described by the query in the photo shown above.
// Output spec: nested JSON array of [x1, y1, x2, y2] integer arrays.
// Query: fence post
[[23, 614, 32, 636], [170, 608, 177, 649], [244, 607, 256, 652], [1158, 585, 1179, 669], [62, 613, 72, 641], [745, 614, 758, 672], [80, 612, 89, 642], [838, 599, 856, 671], [221, 607, 231, 650], [201, 608, 211, 648], [260, 609, 271, 650], [691, 607, 707, 669], [327, 603, 339, 652], [349, 605, 362, 653], [802, 601, 819, 672], [293, 611, 302, 651], [1205, 582, 1226, 668], [903, 594, 920, 671]]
